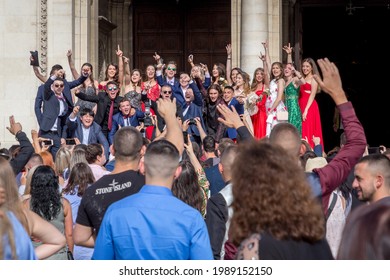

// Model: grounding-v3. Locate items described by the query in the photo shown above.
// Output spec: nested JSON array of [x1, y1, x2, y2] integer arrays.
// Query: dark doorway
[[302, 5, 390, 151], [133, 0, 231, 76]]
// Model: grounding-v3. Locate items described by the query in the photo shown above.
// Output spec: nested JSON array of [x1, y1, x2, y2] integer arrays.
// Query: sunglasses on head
[[108, 87, 118, 91], [167, 67, 176, 71], [54, 84, 64, 88], [162, 90, 172, 94]]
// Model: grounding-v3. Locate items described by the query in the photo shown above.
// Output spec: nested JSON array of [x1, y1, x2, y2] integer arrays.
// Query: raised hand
[[6, 115, 22, 136], [314, 58, 347, 105], [282, 43, 293, 54]]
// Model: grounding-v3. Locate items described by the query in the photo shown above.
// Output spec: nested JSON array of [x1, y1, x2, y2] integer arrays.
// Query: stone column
[[240, 0, 269, 80]]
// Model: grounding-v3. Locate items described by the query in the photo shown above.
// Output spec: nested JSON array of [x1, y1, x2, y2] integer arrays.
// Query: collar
[[139, 185, 173, 196]]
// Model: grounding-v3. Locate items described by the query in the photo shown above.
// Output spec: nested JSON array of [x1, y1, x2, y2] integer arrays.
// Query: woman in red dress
[[249, 67, 269, 139], [298, 58, 324, 148]]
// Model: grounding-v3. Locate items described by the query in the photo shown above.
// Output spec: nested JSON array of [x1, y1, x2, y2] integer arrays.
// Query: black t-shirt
[[76, 170, 145, 234]]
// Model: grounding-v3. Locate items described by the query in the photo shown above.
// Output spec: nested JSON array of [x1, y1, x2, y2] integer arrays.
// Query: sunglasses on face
[[167, 67, 176, 71], [108, 87, 118, 91], [54, 84, 64, 88], [162, 90, 172, 94]]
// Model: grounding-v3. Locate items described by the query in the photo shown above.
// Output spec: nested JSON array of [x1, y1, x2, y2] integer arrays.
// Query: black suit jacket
[[75, 91, 123, 128]]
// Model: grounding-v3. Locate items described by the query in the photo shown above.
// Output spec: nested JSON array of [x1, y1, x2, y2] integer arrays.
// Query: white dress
[[265, 79, 287, 136]]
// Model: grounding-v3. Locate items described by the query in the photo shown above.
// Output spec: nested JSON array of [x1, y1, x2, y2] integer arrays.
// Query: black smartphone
[[368, 147, 380, 154], [65, 138, 76, 145], [183, 131, 188, 145], [30, 50, 39, 67], [42, 139, 53, 146]]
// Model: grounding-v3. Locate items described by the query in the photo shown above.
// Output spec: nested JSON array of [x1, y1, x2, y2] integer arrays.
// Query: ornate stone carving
[[40, 0, 48, 75]]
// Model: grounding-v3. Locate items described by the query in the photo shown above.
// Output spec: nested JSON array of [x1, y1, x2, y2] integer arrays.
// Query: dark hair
[[80, 107, 95, 118], [223, 85, 234, 92], [62, 162, 95, 197], [85, 143, 103, 164], [104, 63, 119, 83], [106, 81, 119, 88], [50, 64, 63, 76], [206, 84, 223, 101], [113, 126, 143, 161], [203, 135, 216, 153], [172, 160, 203, 213], [144, 140, 180, 179], [81, 62, 96, 89], [30, 165, 61, 221]]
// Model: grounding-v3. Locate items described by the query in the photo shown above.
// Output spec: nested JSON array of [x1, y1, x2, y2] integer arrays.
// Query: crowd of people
[[1, 41, 389, 260]]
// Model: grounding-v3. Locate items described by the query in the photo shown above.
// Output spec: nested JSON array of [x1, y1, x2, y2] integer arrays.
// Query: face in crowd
[[165, 63, 177, 79], [160, 86, 173, 100], [106, 83, 120, 100]]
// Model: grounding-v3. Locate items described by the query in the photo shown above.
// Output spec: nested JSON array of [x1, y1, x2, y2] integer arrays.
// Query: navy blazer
[[182, 103, 206, 137], [156, 74, 180, 92], [66, 117, 110, 159], [108, 110, 145, 144], [226, 97, 244, 140], [75, 91, 123, 128], [35, 74, 87, 128], [174, 82, 203, 109]]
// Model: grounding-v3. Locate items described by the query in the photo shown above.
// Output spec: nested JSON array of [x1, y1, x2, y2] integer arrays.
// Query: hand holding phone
[[65, 138, 76, 145]]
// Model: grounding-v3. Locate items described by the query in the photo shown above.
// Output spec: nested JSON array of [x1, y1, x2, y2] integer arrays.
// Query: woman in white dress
[[265, 61, 288, 137], [234, 71, 254, 136]]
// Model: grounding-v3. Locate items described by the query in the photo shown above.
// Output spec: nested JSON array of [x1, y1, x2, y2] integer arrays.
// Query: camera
[[42, 139, 53, 146], [65, 138, 76, 145], [143, 99, 153, 127], [188, 119, 197, 125]]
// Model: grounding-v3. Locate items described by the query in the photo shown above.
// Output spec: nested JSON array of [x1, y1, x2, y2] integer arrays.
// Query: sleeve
[[196, 169, 210, 218], [68, 73, 88, 89], [75, 194, 93, 227], [190, 82, 203, 107], [205, 194, 228, 260], [315, 102, 366, 213], [97, 128, 110, 160], [156, 74, 165, 87], [91, 211, 114, 260], [203, 76, 211, 90], [108, 116, 119, 145], [10, 131, 34, 175], [236, 126, 254, 142], [77, 91, 100, 103], [34, 87, 44, 125], [189, 213, 214, 260], [43, 77, 55, 100]]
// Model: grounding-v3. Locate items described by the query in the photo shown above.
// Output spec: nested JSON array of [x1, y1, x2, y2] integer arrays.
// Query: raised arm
[[6, 116, 34, 175], [30, 54, 46, 83], [157, 98, 184, 156], [226, 44, 233, 85], [263, 40, 272, 77], [116, 45, 124, 86], [259, 44, 270, 89], [282, 43, 293, 64], [67, 49, 80, 79]]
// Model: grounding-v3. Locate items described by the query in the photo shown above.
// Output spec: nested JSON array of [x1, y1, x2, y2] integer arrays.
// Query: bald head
[[269, 123, 301, 158]]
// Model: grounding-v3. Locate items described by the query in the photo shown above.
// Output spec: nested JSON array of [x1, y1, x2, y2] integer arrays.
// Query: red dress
[[141, 82, 160, 140], [251, 86, 267, 139], [298, 83, 324, 148]]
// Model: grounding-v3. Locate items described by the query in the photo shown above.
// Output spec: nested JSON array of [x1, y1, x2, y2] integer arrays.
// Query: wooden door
[[133, 0, 231, 77]]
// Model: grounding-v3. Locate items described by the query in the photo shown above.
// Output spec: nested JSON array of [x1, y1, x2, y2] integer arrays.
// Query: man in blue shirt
[[93, 140, 213, 260]]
